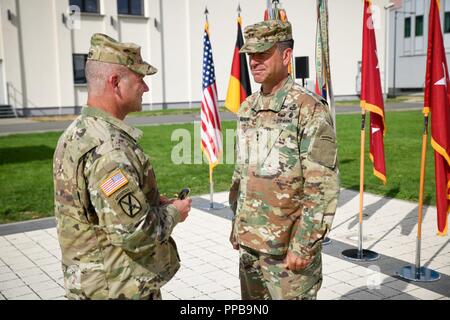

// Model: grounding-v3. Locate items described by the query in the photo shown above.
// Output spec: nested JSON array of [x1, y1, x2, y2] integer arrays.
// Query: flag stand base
[[341, 248, 379, 262], [323, 237, 332, 245], [397, 266, 440, 282], [200, 202, 226, 211]]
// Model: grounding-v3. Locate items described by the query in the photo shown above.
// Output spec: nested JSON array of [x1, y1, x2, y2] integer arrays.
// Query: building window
[[69, 0, 99, 14], [118, 0, 143, 16], [415, 15, 424, 36], [445, 12, 450, 33], [404, 17, 411, 38], [73, 54, 88, 84]]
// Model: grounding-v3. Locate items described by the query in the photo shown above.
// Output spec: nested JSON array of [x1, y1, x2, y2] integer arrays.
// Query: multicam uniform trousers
[[239, 246, 322, 300]]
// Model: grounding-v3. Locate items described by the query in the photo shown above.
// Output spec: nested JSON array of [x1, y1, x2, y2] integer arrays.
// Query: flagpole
[[209, 165, 214, 209], [342, 110, 380, 261], [397, 116, 440, 282]]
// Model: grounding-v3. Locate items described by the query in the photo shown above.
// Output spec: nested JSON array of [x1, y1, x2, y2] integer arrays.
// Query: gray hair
[[85, 60, 129, 96], [277, 39, 294, 53]]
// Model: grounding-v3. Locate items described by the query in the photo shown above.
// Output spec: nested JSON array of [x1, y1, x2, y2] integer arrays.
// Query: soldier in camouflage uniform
[[229, 20, 340, 300], [53, 34, 192, 300]]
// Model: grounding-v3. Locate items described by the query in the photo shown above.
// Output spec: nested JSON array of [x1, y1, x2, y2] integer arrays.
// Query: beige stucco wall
[[0, 0, 391, 112]]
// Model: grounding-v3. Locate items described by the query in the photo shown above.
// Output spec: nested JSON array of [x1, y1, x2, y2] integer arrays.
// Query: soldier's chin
[[251, 72, 265, 84], [252, 76, 264, 84], [132, 103, 142, 113]]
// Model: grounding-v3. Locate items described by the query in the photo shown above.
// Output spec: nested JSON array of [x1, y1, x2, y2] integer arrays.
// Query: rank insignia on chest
[[100, 169, 129, 197]]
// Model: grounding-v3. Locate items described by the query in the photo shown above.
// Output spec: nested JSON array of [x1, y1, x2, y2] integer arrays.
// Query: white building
[[387, 0, 450, 95], [0, 0, 392, 116]]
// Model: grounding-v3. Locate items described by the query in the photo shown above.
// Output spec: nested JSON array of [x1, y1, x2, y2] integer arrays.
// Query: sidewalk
[[0, 102, 423, 136], [0, 189, 448, 300]]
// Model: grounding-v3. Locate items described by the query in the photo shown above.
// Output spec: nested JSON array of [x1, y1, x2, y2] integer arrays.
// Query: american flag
[[100, 170, 128, 196], [201, 22, 222, 168]]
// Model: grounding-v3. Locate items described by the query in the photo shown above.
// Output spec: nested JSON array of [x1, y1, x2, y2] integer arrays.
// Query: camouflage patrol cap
[[88, 33, 157, 76], [240, 20, 292, 54]]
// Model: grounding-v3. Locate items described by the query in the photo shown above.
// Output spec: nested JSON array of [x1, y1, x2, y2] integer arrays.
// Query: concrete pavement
[[0, 188, 448, 300]]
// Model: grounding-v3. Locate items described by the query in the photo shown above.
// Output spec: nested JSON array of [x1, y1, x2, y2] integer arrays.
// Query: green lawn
[[0, 110, 436, 224]]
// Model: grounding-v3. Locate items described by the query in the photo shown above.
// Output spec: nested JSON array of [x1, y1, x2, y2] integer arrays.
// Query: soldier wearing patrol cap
[[53, 33, 192, 300], [229, 20, 340, 300]]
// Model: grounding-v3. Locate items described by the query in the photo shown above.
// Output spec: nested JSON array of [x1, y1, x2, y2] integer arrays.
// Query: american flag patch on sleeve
[[100, 170, 129, 197]]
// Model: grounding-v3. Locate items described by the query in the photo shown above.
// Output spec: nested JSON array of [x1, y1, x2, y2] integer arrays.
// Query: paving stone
[[28, 280, 60, 292], [9, 261, 36, 271], [208, 289, 240, 300], [34, 256, 60, 267], [327, 282, 356, 296], [38, 287, 66, 300], [2, 286, 34, 299], [21, 273, 52, 285], [342, 290, 382, 300], [171, 287, 204, 299], [196, 282, 227, 294], [161, 291, 179, 300], [367, 285, 402, 298], [389, 293, 419, 300], [383, 279, 420, 292], [407, 287, 445, 300], [0, 273, 18, 282], [15, 267, 43, 278], [182, 275, 212, 287], [10, 292, 40, 300], [317, 289, 341, 300]]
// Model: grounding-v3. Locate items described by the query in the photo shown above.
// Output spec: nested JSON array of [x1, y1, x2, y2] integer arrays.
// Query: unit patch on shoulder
[[119, 193, 142, 217], [100, 169, 129, 197]]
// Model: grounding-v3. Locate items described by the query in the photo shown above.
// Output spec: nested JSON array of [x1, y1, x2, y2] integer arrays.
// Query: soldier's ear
[[108, 75, 121, 96], [282, 48, 292, 67], [110, 75, 120, 88]]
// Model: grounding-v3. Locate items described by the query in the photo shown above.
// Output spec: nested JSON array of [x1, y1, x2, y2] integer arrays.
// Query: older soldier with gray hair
[[53, 33, 191, 300], [229, 20, 340, 300]]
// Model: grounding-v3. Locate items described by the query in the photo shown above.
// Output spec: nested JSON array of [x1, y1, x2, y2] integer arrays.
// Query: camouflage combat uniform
[[229, 20, 340, 300], [53, 34, 180, 300]]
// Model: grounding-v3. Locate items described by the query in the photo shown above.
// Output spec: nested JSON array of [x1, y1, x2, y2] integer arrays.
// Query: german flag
[[424, 0, 450, 236], [225, 15, 251, 113]]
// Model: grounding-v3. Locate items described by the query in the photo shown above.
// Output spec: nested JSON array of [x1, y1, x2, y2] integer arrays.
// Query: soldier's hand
[[173, 198, 192, 222], [160, 195, 174, 205], [283, 251, 312, 271], [229, 231, 239, 250]]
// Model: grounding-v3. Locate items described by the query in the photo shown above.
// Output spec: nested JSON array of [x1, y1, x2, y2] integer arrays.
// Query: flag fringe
[[200, 144, 222, 171], [437, 215, 448, 236], [430, 137, 450, 167], [369, 152, 387, 184], [361, 100, 387, 135]]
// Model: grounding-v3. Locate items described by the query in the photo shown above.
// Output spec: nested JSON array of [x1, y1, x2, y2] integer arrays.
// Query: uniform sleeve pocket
[[308, 123, 337, 169]]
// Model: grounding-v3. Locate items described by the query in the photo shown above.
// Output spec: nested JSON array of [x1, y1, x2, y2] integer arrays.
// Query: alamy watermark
[[65, 5, 81, 30], [170, 122, 281, 167]]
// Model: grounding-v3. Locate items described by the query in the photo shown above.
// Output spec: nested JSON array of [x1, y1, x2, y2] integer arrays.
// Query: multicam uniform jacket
[[230, 77, 340, 260], [53, 106, 181, 300]]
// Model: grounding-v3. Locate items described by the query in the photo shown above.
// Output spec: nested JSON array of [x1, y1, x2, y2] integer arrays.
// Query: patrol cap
[[240, 20, 292, 54], [88, 33, 157, 76]]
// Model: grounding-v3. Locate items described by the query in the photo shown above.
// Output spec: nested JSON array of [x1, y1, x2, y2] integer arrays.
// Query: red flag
[[360, 0, 387, 184], [225, 16, 252, 113], [424, 0, 450, 236], [201, 21, 222, 169]]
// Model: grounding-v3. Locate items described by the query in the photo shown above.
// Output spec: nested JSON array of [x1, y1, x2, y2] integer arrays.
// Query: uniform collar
[[82, 105, 143, 141], [251, 76, 293, 113]]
